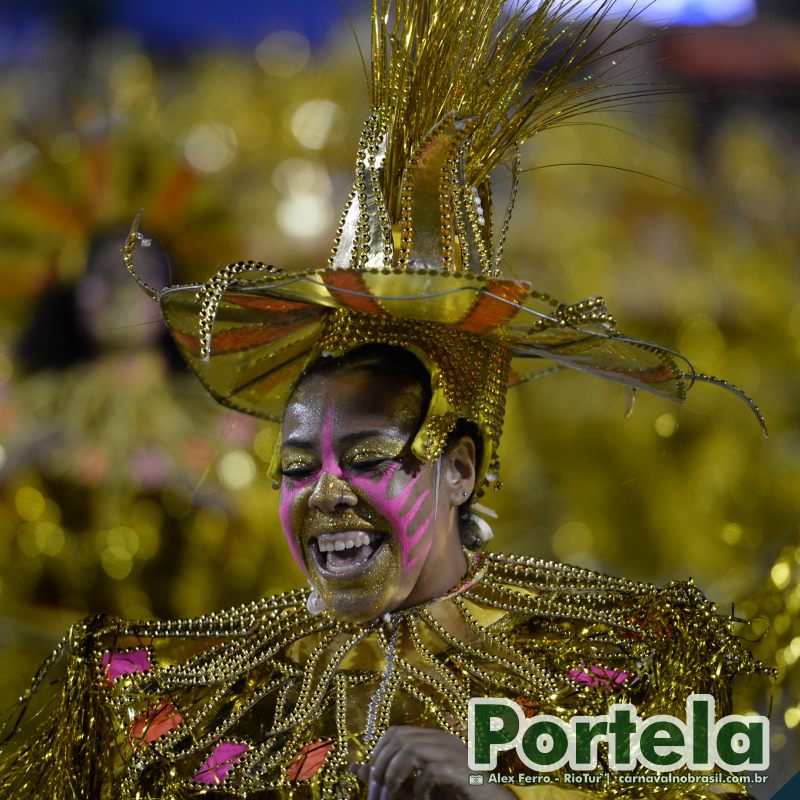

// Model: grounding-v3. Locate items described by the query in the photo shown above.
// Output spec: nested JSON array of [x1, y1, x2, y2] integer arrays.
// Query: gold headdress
[[127, 0, 764, 487]]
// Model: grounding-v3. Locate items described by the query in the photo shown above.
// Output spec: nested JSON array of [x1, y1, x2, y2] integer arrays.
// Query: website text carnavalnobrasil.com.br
[[477, 771, 771, 788]]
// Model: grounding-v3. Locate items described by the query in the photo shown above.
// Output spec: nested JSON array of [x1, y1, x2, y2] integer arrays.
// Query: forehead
[[282, 367, 425, 445]]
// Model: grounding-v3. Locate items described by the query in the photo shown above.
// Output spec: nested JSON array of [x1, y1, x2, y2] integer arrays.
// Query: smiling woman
[[0, 1, 772, 799]]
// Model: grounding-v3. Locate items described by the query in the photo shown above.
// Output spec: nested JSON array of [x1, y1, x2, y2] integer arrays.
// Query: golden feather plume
[[369, 0, 654, 220]]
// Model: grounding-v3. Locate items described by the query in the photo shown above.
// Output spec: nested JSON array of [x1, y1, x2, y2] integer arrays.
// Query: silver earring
[[306, 587, 325, 616]]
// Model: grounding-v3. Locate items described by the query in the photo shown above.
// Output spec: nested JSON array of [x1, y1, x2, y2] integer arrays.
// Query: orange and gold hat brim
[[156, 265, 695, 425]]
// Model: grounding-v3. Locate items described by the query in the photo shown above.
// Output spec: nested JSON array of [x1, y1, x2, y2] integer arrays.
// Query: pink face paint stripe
[[352, 465, 423, 503], [402, 508, 435, 553], [405, 530, 435, 572], [393, 469, 423, 506], [351, 466, 431, 570], [400, 489, 430, 529], [319, 406, 341, 475], [279, 406, 341, 575]]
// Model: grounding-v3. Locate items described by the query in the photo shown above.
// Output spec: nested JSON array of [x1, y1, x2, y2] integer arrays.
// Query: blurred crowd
[[0, 1, 798, 792]]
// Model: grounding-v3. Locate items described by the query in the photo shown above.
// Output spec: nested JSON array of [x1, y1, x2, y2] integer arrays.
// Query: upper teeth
[[317, 532, 372, 553]]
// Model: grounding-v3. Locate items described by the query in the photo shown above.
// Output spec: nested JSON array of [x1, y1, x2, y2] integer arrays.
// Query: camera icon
[[468, 774, 485, 785]]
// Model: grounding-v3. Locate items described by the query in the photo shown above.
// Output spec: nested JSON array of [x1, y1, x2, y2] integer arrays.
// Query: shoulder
[[48, 588, 312, 663], [82, 587, 315, 681], [480, 549, 735, 631], [2, 590, 316, 797]]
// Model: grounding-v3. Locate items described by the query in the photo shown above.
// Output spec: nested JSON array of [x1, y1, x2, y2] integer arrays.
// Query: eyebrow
[[281, 429, 406, 451]]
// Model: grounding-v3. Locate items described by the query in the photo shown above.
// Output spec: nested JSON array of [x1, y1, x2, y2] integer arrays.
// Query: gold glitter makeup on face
[[279, 366, 467, 624]]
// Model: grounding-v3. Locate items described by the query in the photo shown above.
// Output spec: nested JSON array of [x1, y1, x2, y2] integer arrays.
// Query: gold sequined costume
[[0, 552, 766, 798]]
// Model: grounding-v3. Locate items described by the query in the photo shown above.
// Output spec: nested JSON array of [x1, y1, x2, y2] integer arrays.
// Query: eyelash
[[280, 465, 314, 479], [348, 457, 394, 475]]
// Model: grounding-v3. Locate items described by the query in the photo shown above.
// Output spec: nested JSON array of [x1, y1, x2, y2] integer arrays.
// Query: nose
[[308, 472, 358, 513]]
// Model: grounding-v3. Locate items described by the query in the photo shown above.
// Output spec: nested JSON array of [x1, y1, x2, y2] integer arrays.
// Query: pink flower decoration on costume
[[569, 664, 634, 692], [193, 742, 249, 785], [102, 649, 152, 683]]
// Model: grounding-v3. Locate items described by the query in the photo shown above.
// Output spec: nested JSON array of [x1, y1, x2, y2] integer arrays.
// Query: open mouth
[[309, 530, 387, 577]]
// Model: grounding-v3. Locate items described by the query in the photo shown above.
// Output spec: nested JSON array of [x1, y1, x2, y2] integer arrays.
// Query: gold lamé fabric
[[0, 552, 766, 798]]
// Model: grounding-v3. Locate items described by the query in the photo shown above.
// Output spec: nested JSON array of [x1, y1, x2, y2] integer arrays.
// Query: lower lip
[[309, 532, 387, 579]]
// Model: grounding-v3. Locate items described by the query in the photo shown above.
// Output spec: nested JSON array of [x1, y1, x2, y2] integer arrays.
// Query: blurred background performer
[[0, 44, 304, 687]]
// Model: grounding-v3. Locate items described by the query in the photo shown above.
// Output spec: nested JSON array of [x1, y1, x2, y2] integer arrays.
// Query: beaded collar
[[0, 552, 764, 798]]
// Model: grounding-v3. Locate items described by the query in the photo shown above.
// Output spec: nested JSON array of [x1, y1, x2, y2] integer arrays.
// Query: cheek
[[350, 465, 436, 573], [279, 479, 312, 575]]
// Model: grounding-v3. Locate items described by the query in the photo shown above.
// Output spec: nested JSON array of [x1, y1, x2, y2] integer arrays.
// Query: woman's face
[[279, 365, 470, 623]]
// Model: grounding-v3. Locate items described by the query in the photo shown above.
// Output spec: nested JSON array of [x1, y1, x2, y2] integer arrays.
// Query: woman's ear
[[441, 435, 476, 507]]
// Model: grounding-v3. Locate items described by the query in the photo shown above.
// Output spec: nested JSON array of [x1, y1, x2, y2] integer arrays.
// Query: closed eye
[[280, 465, 317, 480], [347, 458, 395, 475]]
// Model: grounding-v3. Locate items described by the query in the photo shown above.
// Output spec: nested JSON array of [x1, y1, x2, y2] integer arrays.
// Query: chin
[[324, 592, 392, 624], [317, 575, 411, 623], [304, 537, 410, 623]]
